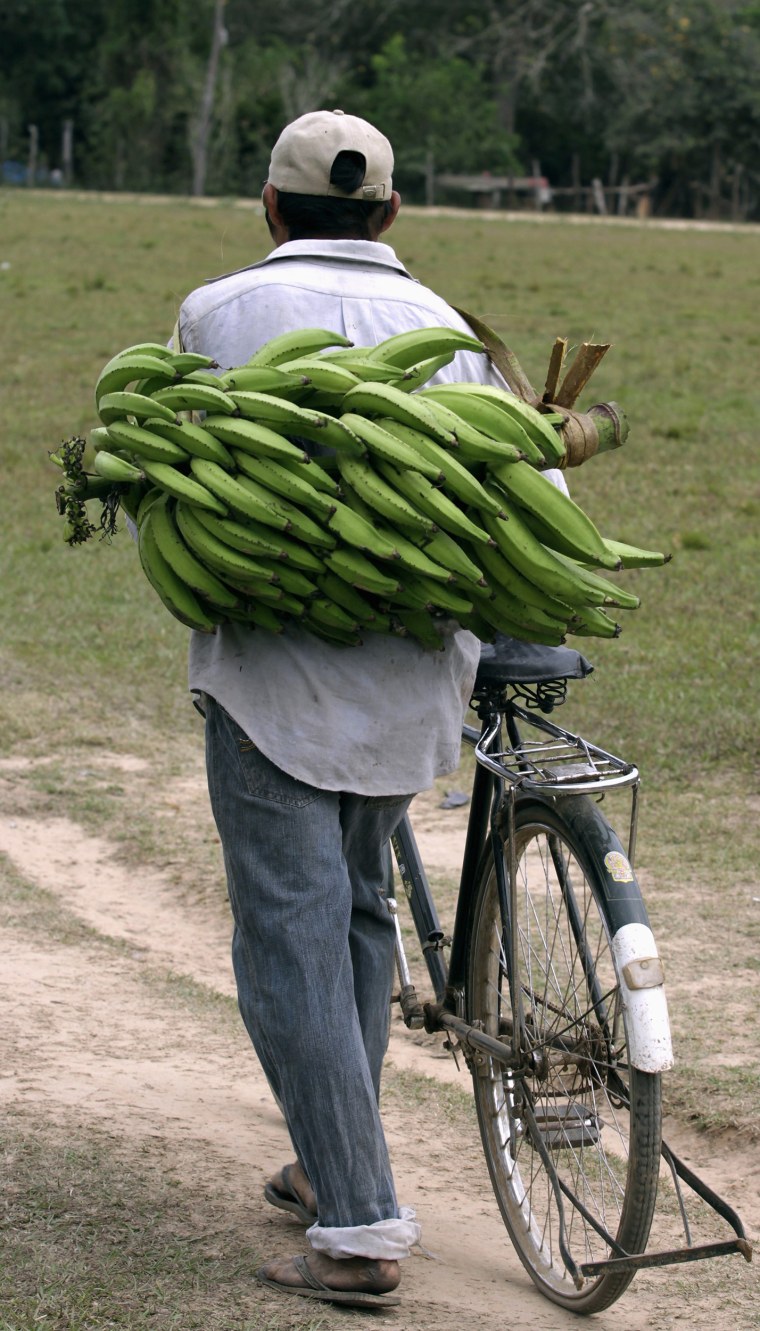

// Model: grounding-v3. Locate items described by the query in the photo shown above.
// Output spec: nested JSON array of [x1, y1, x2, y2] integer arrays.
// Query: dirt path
[[1, 754, 757, 1329]]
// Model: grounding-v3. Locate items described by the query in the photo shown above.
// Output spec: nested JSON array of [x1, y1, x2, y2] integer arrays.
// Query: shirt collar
[[205, 238, 414, 284]]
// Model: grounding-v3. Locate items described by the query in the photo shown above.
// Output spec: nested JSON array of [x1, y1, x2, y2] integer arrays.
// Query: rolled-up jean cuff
[[306, 1206, 421, 1260]]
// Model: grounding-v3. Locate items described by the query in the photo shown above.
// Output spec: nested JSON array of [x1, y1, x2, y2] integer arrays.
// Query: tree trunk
[[707, 140, 722, 219], [191, 0, 227, 198]]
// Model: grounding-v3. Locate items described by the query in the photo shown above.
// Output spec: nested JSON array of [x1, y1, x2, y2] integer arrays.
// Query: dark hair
[[273, 149, 392, 240]]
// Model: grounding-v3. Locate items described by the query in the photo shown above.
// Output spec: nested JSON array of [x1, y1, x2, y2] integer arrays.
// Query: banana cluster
[[50, 326, 669, 649]]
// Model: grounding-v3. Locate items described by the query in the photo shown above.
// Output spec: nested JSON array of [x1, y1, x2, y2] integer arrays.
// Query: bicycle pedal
[[529, 1102, 600, 1148]]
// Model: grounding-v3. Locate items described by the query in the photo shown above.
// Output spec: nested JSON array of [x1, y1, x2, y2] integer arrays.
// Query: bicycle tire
[[466, 794, 662, 1314]]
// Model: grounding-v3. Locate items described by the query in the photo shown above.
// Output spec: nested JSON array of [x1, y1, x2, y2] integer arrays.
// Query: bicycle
[[388, 633, 752, 1314]]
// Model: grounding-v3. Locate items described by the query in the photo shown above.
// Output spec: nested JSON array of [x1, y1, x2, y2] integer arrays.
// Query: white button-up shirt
[[179, 238, 560, 795]]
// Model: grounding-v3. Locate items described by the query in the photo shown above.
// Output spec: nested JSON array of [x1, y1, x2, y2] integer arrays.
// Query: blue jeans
[[204, 697, 414, 1231]]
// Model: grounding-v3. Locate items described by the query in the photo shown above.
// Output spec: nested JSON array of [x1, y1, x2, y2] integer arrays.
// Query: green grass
[[2, 188, 759, 1141], [0, 1115, 334, 1331]]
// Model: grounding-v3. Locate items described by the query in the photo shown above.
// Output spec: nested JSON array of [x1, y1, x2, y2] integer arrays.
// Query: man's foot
[[264, 1161, 317, 1225], [256, 1251, 402, 1308]]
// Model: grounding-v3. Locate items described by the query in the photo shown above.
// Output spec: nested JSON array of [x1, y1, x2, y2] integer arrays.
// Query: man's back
[[179, 237, 502, 388], [182, 235, 508, 797]]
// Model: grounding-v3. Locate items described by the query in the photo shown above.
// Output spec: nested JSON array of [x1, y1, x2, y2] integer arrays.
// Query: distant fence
[[433, 172, 654, 218]]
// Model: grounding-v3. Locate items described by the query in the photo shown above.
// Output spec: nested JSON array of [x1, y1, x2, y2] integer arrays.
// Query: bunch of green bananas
[[50, 325, 669, 649]]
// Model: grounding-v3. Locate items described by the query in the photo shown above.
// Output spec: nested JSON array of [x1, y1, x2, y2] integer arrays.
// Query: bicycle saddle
[[475, 634, 594, 687]]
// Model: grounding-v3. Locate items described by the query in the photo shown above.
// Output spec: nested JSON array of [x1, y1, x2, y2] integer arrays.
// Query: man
[[176, 109, 557, 1308]]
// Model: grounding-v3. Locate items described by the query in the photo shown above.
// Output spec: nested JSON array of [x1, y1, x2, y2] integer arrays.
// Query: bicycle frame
[[389, 678, 752, 1283]]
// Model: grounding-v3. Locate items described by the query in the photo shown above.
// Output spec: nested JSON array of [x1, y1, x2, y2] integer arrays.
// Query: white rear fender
[[611, 922, 674, 1073]]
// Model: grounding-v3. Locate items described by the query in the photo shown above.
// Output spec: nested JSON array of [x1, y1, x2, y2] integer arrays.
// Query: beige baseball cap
[[267, 109, 393, 200]]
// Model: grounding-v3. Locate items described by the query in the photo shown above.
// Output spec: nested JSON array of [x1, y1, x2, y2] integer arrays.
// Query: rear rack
[[474, 701, 639, 797]]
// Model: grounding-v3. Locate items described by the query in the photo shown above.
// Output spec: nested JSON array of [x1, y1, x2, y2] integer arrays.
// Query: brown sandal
[[256, 1254, 402, 1309], [263, 1163, 317, 1226]]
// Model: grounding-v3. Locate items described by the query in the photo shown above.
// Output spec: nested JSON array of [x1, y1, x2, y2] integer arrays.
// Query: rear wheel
[[466, 796, 661, 1313]]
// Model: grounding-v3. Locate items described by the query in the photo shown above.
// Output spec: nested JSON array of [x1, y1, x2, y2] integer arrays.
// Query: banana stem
[[543, 337, 568, 402], [588, 401, 629, 453], [553, 401, 629, 468], [554, 342, 611, 408], [452, 306, 539, 403]]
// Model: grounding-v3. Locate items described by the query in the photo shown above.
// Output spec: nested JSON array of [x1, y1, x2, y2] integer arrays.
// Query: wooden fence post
[[26, 124, 38, 187], [62, 119, 73, 187]]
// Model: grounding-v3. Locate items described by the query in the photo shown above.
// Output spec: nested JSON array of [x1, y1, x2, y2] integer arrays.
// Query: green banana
[[487, 584, 571, 635], [218, 365, 309, 394], [185, 458, 293, 531], [200, 415, 310, 464], [180, 368, 228, 388], [138, 508, 219, 633], [151, 382, 238, 416], [475, 593, 567, 646], [479, 492, 606, 609], [225, 580, 306, 616], [108, 341, 175, 361], [550, 551, 641, 609], [489, 459, 621, 569], [390, 352, 456, 392], [104, 419, 189, 465], [141, 417, 234, 467], [232, 472, 336, 548], [307, 596, 362, 636], [314, 355, 401, 383], [315, 571, 378, 624], [376, 462, 491, 545], [416, 394, 528, 465], [140, 459, 229, 515], [421, 529, 486, 587], [95, 351, 178, 406], [190, 507, 324, 572], [221, 601, 286, 634], [375, 526, 454, 582], [245, 328, 353, 367], [324, 499, 400, 560], [225, 390, 328, 432], [456, 608, 497, 644], [374, 418, 505, 516], [474, 539, 572, 619], [395, 571, 473, 619], [89, 426, 113, 452], [567, 603, 622, 638], [419, 385, 545, 466], [340, 413, 444, 481], [468, 384, 568, 465], [304, 620, 364, 648], [231, 451, 336, 520], [163, 351, 219, 375], [336, 456, 437, 536], [424, 383, 565, 465], [275, 455, 341, 496], [341, 382, 457, 447], [391, 609, 446, 651], [149, 495, 239, 608], [248, 561, 319, 600], [601, 538, 672, 568], [136, 486, 164, 527], [97, 391, 178, 426], [324, 547, 403, 598], [277, 357, 362, 395], [174, 501, 281, 584], [366, 325, 485, 369], [92, 450, 145, 483]]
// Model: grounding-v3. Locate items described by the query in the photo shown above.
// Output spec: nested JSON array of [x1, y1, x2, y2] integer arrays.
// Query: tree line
[[2, 0, 759, 219]]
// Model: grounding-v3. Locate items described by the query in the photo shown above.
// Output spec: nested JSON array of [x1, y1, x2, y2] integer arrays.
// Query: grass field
[[1, 188, 759, 1136]]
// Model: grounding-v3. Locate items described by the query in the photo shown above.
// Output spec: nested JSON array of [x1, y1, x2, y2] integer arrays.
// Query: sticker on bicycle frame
[[604, 851, 634, 882]]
